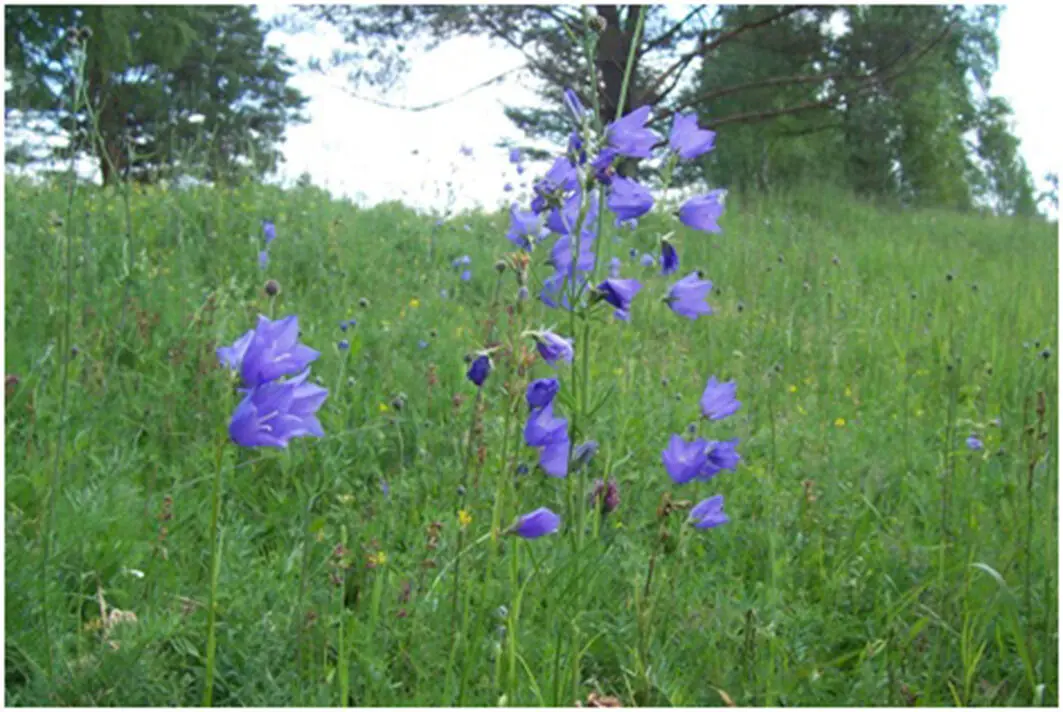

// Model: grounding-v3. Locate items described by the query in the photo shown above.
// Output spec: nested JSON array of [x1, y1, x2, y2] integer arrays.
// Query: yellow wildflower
[[368, 551, 387, 567], [378, 402, 389, 413], [409, 298, 420, 308], [458, 509, 472, 529], [834, 417, 846, 427], [788, 384, 798, 393]]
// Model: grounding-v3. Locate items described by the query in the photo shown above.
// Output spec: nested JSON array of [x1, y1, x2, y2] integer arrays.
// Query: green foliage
[[695, 5, 1038, 216], [4, 175, 1057, 705], [4, 5, 308, 185]]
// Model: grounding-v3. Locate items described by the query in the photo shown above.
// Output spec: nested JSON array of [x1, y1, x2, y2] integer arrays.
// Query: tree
[[289, 5, 952, 151], [291, 4, 1037, 216], [5, 5, 308, 185]]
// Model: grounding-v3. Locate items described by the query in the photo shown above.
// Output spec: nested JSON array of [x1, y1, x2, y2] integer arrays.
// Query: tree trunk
[[595, 5, 634, 124], [86, 62, 126, 185]]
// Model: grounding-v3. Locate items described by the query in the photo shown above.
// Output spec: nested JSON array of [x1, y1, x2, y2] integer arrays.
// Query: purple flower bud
[[262, 219, 277, 244], [563, 88, 585, 125], [534, 331, 574, 364], [467, 354, 491, 387], [526, 377, 560, 410], [660, 240, 679, 275]]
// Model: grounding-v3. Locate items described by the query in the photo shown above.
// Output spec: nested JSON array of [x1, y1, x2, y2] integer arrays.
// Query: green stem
[[338, 525, 349, 707], [202, 438, 227, 706], [41, 41, 89, 681]]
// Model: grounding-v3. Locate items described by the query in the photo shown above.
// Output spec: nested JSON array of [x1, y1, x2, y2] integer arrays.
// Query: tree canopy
[[292, 3, 1040, 216], [5, 5, 308, 185]]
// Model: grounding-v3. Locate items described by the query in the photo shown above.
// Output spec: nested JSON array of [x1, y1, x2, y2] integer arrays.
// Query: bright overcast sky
[[256, 5, 1056, 215]]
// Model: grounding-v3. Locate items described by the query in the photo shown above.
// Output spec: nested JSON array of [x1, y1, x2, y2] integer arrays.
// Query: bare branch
[[332, 64, 528, 113]]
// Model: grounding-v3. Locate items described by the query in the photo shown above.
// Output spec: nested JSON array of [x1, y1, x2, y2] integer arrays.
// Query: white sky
[[262, 3, 1060, 216]]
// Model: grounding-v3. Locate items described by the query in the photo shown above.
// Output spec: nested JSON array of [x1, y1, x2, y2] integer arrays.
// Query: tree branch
[[656, 18, 956, 128], [701, 5, 813, 56], [642, 5, 706, 52], [645, 5, 814, 109]]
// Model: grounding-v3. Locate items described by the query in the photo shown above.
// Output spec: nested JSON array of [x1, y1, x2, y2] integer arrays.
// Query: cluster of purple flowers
[[523, 376, 569, 477], [217, 315, 328, 448], [258, 219, 276, 270], [452, 254, 472, 282], [660, 376, 741, 528], [491, 89, 736, 541], [500, 88, 723, 324]]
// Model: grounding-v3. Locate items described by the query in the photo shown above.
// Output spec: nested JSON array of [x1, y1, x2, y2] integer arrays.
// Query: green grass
[[4, 175, 1057, 706]]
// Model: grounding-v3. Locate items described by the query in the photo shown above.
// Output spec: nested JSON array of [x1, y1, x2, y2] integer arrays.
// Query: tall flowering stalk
[[205, 315, 327, 706], [485, 7, 739, 702]]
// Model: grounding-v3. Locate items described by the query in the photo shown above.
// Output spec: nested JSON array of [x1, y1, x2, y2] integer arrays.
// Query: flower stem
[[202, 437, 227, 706]]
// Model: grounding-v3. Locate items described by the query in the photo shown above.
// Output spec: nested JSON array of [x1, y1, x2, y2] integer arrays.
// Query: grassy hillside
[[4, 175, 1058, 706]]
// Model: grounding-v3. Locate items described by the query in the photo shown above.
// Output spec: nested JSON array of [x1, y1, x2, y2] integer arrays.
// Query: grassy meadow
[[4, 174, 1058, 706]]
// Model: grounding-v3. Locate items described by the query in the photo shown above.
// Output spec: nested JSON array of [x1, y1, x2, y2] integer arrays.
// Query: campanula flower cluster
[[660, 375, 742, 527], [488, 85, 737, 540], [258, 219, 275, 269], [217, 315, 328, 448]]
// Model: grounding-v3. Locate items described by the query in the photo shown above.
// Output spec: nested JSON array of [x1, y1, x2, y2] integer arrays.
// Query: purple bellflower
[[595, 277, 643, 321], [662, 434, 710, 485], [690, 495, 729, 529], [506, 204, 545, 250], [533, 330, 574, 364], [605, 105, 660, 158], [607, 176, 654, 221], [669, 113, 716, 160], [678, 191, 725, 233], [665, 272, 714, 320], [262, 220, 277, 244], [699, 438, 741, 481], [524, 402, 569, 447], [237, 315, 321, 388], [526, 377, 560, 409], [217, 329, 255, 370], [509, 507, 561, 538], [229, 369, 327, 448], [700, 376, 740, 420]]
